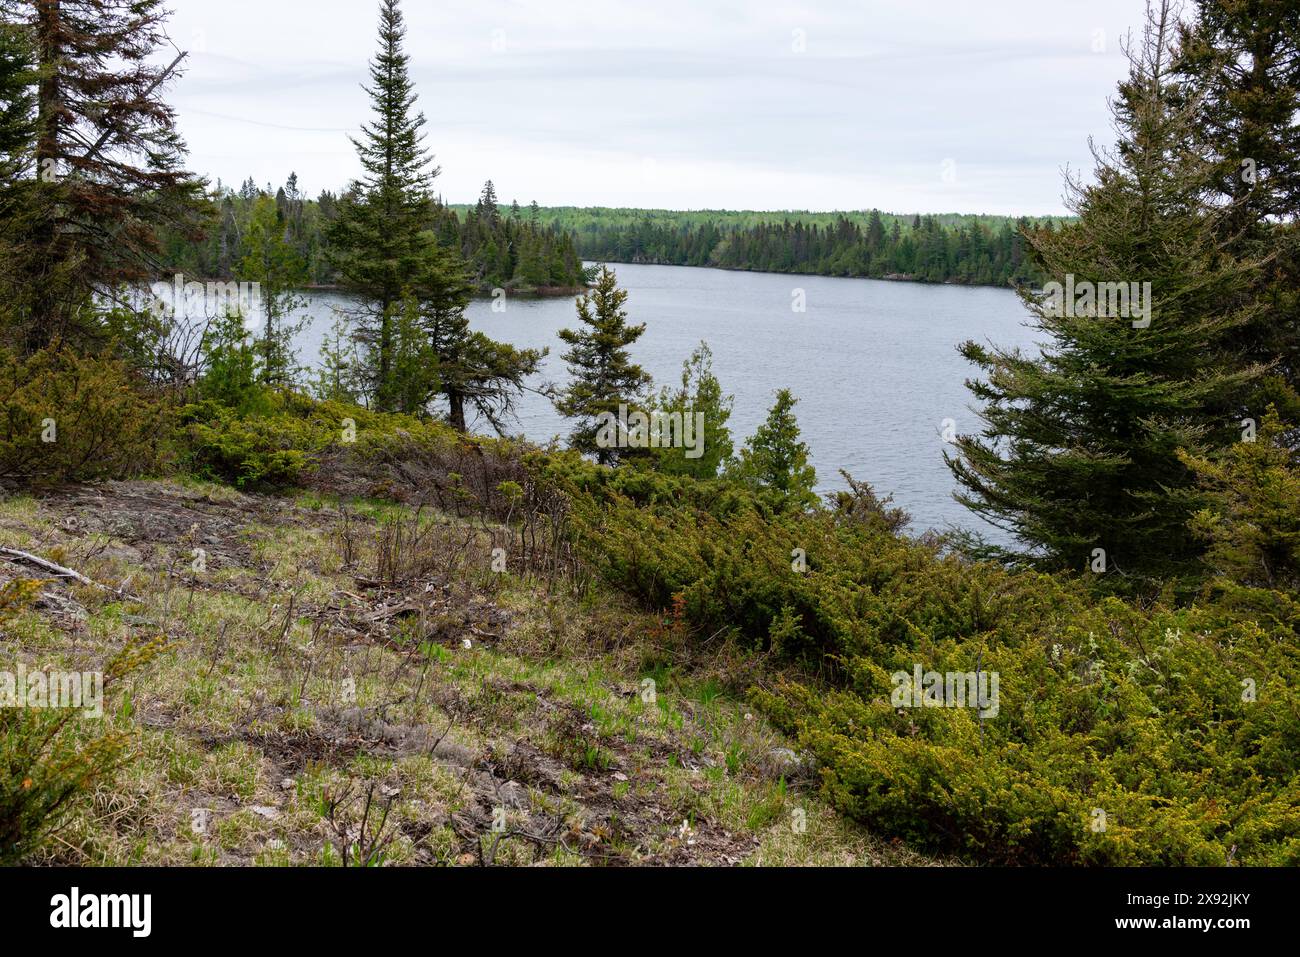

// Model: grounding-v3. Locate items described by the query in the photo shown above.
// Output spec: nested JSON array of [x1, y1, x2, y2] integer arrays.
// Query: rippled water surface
[[287, 262, 1040, 538]]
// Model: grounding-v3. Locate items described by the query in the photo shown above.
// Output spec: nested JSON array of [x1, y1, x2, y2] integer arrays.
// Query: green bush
[[182, 399, 324, 488], [558, 469, 1300, 864], [180, 391, 475, 491], [0, 346, 171, 485]]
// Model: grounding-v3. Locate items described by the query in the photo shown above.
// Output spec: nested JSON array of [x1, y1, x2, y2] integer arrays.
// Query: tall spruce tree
[[948, 0, 1270, 585], [329, 0, 446, 411], [331, 0, 541, 424], [1174, 0, 1300, 413], [0, 0, 203, 351], [554, 265, 651, 465]]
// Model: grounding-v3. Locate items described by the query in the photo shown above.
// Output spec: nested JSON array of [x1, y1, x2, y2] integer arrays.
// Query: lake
[[287, 263, 1040, 540]]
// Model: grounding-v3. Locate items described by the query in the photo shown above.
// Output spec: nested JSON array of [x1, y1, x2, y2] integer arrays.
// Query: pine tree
[[312, 315, 362, 405], [0, 13, 35, 332], [328, 0, 441, 411], [389, 297, 440, 415], [729, 389, 818, 513], [651, 341, 733, 479], [554, 265, 652, 465], [477, 180, 499, 226], [1176, 0, 1300, 233], [948, 0, 1270, 585], [0, 12, 33, 180], [1174, 0, 1300, 412], [1, 0, 203, 350]]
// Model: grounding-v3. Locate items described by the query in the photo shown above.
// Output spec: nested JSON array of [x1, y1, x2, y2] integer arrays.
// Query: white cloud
[[162, 0, 1146, 213]]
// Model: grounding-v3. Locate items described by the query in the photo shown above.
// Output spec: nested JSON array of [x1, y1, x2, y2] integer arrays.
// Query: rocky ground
[[0, 479, 936, 866]]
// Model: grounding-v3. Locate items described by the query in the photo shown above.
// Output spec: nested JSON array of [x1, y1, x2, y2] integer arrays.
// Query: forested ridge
[[530, 207, 1062, 286], [163, 189, 1060, 291], [158, 178, 589, 294]]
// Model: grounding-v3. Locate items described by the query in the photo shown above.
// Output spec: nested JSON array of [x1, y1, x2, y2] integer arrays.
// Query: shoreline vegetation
[[529, 206, 1061, 289], [161, 194, 1060, 295]]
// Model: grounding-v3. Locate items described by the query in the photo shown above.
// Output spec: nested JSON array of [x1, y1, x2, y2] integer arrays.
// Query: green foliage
[[0, 346, 170, 484], [182, 400, 318, 489], [1174, 0, 1300, 415], [728, 388, 818, 513], [197, 311, 264, 413], [1, 0, 205, 353], [157, 181, 587, 296], [311, 314, 363, 404], [0, 12, 34, 179], [554, 265, 653, 465], [326, 0, 452, 413], [511, 205, 1061, 288], [650, 341, 733, 479], [948, 8, 1268, 587], [1182, 407, 1300, 590], [239, 193, 308, 386], [317, 4, 539, 424], [554, 458, 1300, 864], [179, 390, 463, 490], [454, 181, 587, 291], [0, 630, 164, 865]]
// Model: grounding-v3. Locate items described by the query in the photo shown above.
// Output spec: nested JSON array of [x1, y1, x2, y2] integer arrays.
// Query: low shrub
[[560, 470, 1300, 864], [0, 346, 172, 485], [0, 583, 165, 863]]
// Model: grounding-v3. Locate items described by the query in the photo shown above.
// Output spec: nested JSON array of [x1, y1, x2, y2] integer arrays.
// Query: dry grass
[[0, 479, 942, 867]]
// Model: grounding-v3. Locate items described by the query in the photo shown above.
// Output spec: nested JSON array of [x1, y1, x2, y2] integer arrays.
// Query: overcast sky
[[160, 0, 1150, 215]]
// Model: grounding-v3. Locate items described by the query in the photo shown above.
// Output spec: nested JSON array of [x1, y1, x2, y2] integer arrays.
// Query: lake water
[[287, 263, 1040, 539]]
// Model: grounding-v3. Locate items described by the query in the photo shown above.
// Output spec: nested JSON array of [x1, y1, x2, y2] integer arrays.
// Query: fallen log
[[0, 546, 140, 601]]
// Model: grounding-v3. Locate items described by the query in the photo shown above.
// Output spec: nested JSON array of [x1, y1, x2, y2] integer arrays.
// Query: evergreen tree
[[198, 310, 260, 412], [0, 0, 203, 350], [328, 0, 444, 411], [1176, 0, 1300, 233], [554, 265, 652, 465], [477, 179, 499, 226], [312, 314, 362, 404], [651, 341, 733, 479], [1175, 0, 1300, 412], [411, 253, 543, 432], [0, 12, 33, 181], [0, 14, 35, 331], [729, 389, 818, 512], [389, 297, 440, 415], [948, 0, 1269, 585]]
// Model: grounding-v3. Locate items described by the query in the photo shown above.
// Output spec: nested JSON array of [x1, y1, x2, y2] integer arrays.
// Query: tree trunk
[[448, 391, 467, 433]]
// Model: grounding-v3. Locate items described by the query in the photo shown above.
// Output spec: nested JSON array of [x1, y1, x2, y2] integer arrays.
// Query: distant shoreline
[[580, 257, 1026, 292]]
